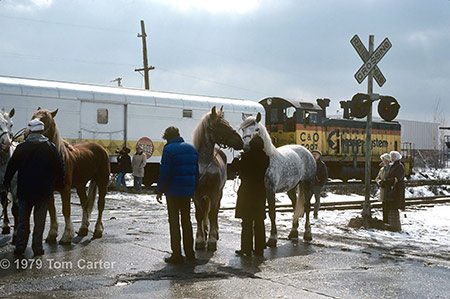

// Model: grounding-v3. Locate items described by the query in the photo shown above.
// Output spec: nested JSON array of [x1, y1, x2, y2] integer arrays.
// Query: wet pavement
[[1, 190, 449, 298]]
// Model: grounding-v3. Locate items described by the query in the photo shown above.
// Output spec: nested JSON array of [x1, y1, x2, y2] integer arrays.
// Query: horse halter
[[0, 130, 12, 141], [241, 122, 260, 141], [208, 123, 230, 150]]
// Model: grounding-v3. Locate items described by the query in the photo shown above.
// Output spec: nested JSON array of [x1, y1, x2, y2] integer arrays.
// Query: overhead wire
[[0, 14, 275, 96]]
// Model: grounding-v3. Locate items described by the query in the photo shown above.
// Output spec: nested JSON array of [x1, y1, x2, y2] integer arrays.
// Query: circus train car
[[0, 75, 264, 185], [259, 97, 411, 181]]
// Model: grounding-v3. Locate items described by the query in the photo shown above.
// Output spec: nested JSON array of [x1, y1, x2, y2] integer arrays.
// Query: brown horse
[[192, 106, 243, 251], [32, 108, 110, 245]]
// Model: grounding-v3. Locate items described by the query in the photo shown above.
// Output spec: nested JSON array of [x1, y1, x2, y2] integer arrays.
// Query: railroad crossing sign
[[351, 35, 392, 86]]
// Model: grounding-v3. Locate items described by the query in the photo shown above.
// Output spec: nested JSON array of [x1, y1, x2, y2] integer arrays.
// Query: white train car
[[0, 76, 264, 184]]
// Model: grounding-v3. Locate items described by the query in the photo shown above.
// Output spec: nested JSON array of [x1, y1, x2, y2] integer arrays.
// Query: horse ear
[[37, 107, 41, 110], [51, 109, 59, 118], [9, 108, 15, 118], [242, 113, 247, 121], [211, 106, 217, 117], [219, 106, 223, 113], [256, 112, 261, 123]]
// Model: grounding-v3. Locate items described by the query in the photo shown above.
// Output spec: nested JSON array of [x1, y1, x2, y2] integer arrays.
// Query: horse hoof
[[303, 234, 312, 242], [288, 231, 298, 240], [195, 242, 206, 250], [59, 239, 72, 245], [207, 242, 217, 252], [2, 227, 10, 235], [93, 231, 103, 239], [45, 236, 57, 244], [78, 227, 89, 236], [266, 238, 277, 248]]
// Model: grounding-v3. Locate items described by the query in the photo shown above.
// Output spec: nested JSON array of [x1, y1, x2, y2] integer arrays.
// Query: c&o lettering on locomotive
[[299, 132, 320, 151]]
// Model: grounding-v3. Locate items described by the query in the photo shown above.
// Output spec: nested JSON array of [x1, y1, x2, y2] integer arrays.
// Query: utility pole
[[135, 20, 154, 90], [111, 77, 122, 87]]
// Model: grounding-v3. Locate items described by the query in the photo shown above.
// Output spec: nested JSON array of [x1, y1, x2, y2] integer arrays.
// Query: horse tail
[[293, 182, 305, 219], [86, 180, 98, 215]]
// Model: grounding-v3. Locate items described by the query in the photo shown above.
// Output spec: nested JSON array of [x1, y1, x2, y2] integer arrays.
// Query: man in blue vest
[[156, 126, 199, 264]]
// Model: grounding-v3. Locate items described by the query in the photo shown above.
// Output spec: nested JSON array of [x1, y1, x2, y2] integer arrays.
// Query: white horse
[[0, 108, 18, 240], [239, 112, 316, 246]]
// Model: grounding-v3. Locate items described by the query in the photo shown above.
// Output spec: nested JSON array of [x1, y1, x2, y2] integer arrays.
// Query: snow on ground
[[219, 171, 450, 266], [106, 167, 450, 266]]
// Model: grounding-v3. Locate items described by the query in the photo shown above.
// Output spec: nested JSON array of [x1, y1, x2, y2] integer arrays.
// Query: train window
[[270, 108, 278, 123], [97, 109, 108, 124], [285, 107, 296, 118], [303, 111, 317, 125], [183, 109, 193, 118]]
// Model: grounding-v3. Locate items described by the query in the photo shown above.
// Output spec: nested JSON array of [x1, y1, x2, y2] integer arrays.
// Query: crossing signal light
[[378, 96, 400, 121], [350, 93, 371, 118]]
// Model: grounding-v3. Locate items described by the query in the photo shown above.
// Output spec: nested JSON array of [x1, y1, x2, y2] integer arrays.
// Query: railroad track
[[219, 195, 450, 212], [326, 179, 450, 188]]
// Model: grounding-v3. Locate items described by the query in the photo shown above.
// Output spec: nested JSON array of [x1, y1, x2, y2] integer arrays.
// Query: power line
[[0, 14, 131, 34]]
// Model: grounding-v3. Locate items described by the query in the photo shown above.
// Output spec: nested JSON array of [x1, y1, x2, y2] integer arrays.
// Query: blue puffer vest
[[156, 137, 199, 197]]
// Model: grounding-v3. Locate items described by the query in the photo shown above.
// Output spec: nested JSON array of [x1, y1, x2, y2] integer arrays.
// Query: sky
[[0, 0, 449, 124]]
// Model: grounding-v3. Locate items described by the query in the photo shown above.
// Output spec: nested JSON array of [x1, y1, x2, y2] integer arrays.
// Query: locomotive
[[259, 97, 412, 181]]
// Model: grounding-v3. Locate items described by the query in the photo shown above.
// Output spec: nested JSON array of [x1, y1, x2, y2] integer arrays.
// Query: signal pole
[[362, 35, 374, 224], [135, 20, 154, 90]]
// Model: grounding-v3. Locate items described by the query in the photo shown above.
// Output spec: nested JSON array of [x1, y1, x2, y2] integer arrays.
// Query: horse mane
[[40, 112, 73, 161], [192, 111, 211, 150], [240, 116, 277, 156]]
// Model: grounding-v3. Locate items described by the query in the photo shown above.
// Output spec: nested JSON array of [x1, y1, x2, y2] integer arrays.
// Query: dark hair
[[250, 134, 264, 151], [162, 126, 180, 141]]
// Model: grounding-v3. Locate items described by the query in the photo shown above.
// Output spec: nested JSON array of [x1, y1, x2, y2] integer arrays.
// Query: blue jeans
[[16, 197, 49, 253], [134, 176, 143, 192], [115, 173, 126, 188]]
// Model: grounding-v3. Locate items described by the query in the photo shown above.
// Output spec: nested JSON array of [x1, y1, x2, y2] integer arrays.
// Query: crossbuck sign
[[351, 35, 392, 86]]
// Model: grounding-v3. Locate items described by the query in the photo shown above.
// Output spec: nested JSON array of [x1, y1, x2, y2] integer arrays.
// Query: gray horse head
[[239, 112, 273, 153], [0, 108, 15, 153]]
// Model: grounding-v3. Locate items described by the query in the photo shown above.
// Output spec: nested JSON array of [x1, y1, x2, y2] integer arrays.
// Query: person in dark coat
[[375, 153, 391, 224], [231, 133, 269, 257], [156, 126, 199, 264], [382, 150, 405, 232], [311, 150, 328, 219], [2, 119, 65, 256], [115, 147, 131, 190]]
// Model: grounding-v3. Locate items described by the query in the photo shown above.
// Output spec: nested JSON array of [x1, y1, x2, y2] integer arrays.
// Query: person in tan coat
[[375, 153, 391, 223], [132, 146, 147, 192]]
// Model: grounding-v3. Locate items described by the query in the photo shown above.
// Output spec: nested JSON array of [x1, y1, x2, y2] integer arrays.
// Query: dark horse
[[32, 108, 110, 244], [0, 108, 18, 240], [192, 106, 243, 251]]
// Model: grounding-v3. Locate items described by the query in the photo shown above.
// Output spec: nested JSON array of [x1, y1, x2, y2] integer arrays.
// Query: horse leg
[[45, 194, 59, 243], [266, 192, 277, 247], [77, 186, 91, 236], [303, 181, 313, 241], [207, 198, 220, 251], [1, 192, 10, 234], [94, 181, 106, 239], [59, 188, 75, 245], [194, 196, 207, 250], [287, 187, 299, 240]]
